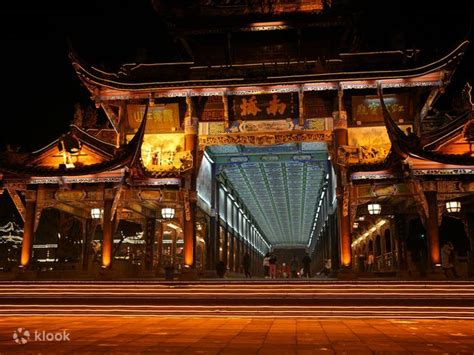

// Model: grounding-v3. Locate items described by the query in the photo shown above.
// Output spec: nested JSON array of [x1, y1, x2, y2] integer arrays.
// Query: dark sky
[[0, 0, 165, 151], [0, 0, 473, 151]]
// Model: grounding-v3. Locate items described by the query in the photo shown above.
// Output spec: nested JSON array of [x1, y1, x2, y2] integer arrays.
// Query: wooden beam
[[110, 185, 124, 222], [420, 88, 440, 122], [124, 202, 156, 219], [54, 202, 89, 220], [5, 188, 26, 223], [409, 180, 429, 225]]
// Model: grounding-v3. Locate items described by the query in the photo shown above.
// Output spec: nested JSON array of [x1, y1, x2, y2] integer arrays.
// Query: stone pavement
[[0, 317, 473, 354]]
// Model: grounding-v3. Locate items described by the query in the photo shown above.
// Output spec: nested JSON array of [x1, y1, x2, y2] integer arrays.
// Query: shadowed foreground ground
[[0, 317, 473, 354]]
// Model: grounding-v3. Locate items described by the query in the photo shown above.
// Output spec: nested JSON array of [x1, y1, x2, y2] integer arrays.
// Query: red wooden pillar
[[20, 191, 37, 268], [333, 88, 351, 268], [425, 191, 441, 265], [101, 199, 114, 268]]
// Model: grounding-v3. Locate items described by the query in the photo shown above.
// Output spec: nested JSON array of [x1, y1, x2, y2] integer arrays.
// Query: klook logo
[[12, 328, 30, 344], [12, 328, 70, 344]]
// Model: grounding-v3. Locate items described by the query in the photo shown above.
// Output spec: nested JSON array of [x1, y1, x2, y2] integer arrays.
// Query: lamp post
[[161, 207, 175, 219], [90, 208, 103, 220], [367, 203, 381, 215], [446, 201, 461, 213]]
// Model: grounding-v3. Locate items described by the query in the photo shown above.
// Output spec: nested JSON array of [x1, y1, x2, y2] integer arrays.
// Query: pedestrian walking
[[242, 251, 251, 278], [263, 252, 270, 278], [302, 253, 311, 278]]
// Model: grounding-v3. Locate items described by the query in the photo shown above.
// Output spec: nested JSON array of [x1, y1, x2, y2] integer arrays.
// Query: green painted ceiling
[[208, 143, 328, 247]]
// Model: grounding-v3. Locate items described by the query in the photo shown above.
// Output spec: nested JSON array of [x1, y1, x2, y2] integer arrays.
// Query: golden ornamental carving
[[199, 130, 331, 148], [184, 190, 191, 222], [337, 145, 359, 166], [54, 190, 87, 201], [332, 110, 348, 130], [138, 190, 163, 201], [372, 184, 398, 197], [342, 186, 349, 217]]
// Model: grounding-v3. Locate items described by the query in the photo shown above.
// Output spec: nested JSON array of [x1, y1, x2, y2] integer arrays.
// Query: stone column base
[[427, 265, 447, 280], [336, 266, 357, 280], [178, 267, 199, 281]]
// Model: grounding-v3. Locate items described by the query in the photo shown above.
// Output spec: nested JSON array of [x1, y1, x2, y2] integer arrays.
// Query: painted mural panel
[[135, 133, 192, 172], [232, 93, 297, 120], [351, 94, 411, 125], [348, 125, 411, 163], [127, 104, 180, 133], [200, 96, 224, 121]]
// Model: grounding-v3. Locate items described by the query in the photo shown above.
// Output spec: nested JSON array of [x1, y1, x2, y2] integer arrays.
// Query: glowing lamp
[[446, 201, 461, 213], [90, 208, 103, 219], [352, 222, 359, 228], [367, 203, 381, 215], [161, 207, 175, 219]]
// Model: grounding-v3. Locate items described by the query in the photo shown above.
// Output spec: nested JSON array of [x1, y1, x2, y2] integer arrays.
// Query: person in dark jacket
[[216, 260, 226, 278], [242, 252, 251, 278], [302, 253, 312, 278]]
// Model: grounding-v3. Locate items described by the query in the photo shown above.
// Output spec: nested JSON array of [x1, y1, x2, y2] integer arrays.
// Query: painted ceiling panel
[[209, 144, 328, 246]]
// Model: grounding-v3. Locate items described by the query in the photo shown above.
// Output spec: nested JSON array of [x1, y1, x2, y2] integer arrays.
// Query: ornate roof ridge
[[70, 40, 469, 91]]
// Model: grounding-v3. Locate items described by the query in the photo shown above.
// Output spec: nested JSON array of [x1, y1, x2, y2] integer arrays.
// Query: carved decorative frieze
[[238, 119, 294, 132], [332, 110, 348, 130], [337, 145, 359, 166], [343, 186, 349, 217], [199, 130, 331, 148], [413, 168, 474, 175], [54, 190, 87, 201], [351, 172, 396, 180], [371, 184, 398, 197]]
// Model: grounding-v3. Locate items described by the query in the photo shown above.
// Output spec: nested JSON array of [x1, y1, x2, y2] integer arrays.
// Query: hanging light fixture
[[367, 203, 381, 215], [446, 201, 461, 213], [90, 208, 103, 219], [161, 207, 175, 219], [352, 222, 359, 228]]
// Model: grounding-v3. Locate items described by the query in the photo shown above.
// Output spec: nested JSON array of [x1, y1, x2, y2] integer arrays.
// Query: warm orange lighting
[[249, 21, 287, 28], [101, 201, 113, 269], [183, 217, 194, 267], [20, 229, 32, 266], [102, 248, 112, 269]]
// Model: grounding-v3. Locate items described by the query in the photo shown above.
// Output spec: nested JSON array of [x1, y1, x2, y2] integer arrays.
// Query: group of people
[[357, 251, 375, 272], [441, 241, 459, 278], [262, 253, 313, 279]]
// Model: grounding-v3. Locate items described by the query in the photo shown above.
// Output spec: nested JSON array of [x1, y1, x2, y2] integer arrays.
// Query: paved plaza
[[0, 316, 473, 354]]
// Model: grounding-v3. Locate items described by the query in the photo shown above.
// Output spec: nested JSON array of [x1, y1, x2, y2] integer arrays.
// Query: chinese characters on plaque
[[233, 93, 297, 120], [352, 94, 411, 124]]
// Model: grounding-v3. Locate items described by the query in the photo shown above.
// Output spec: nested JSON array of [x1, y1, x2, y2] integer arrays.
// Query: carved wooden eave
[[406, 157, 474, 177], [69, 40, 468, 95], [0, 105, 148, 180], [379, 86, 474, 167], [26, 125, 117, 169], [423, 114, 474, 152]]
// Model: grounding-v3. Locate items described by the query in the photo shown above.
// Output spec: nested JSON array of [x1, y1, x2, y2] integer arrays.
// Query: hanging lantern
[[90, 208, 103, 219], [367, 203, 381, 215], [446, 201, 461, 213], [161, 207, 175, 219], [352, 222, 359, 228]]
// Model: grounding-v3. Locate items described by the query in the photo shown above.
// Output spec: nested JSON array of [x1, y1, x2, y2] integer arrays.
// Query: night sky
[[0, 0, 473, 152]]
